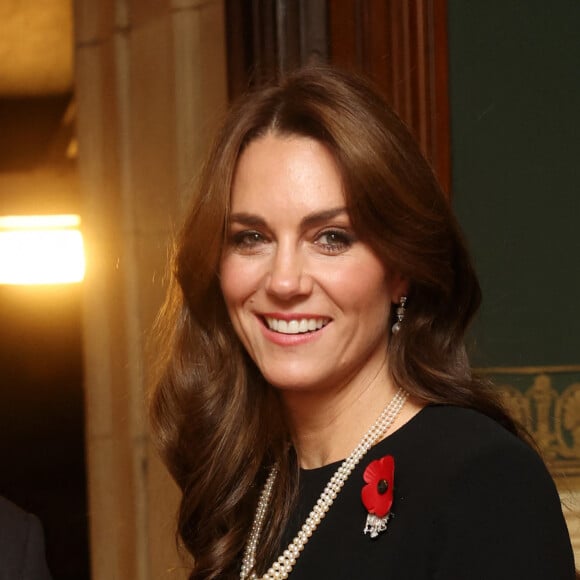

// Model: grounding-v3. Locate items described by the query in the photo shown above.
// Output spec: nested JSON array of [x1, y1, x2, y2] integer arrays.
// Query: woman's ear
[[390, 273, 409, 304]]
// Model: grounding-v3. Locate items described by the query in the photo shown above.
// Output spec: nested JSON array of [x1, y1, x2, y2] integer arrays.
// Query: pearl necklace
[[240, 388, 408, 580]]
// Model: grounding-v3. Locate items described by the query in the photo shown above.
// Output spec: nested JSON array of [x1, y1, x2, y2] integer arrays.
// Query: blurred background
[[0, 1, 578, 578]]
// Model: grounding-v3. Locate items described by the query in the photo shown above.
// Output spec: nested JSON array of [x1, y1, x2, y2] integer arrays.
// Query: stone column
[[74, 1, 227, 577]]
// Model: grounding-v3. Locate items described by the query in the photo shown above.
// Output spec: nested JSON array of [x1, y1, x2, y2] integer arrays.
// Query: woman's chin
[[262, 371, 332, 395]]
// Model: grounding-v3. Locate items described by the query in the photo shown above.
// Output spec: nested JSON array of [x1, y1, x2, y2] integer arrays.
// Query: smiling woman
[[220, 135, 405, 395], [149, 66, 576, 579]]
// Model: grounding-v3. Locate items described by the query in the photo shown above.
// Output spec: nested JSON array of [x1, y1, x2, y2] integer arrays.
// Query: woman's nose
[[265, 245, 312, 299]]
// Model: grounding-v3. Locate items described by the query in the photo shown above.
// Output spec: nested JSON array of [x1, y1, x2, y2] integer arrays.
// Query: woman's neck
[[280, 364, 403, 469]]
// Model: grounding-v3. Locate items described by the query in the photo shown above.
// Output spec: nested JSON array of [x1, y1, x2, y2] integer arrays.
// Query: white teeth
[[288, 320, 299, 333], [265, 317, 329, 335]]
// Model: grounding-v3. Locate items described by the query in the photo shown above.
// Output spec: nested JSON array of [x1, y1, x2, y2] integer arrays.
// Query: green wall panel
[[448, 1, 580, 366]]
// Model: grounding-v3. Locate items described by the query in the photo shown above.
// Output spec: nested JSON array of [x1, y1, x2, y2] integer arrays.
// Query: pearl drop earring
[[391, 296, 407, 334]]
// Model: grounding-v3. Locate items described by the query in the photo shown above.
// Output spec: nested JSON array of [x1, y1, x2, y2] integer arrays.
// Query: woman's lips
[[261, 315, 331, 335]]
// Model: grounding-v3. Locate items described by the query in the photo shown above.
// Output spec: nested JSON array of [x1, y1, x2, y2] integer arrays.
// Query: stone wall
[[74, 1, 227, 577]]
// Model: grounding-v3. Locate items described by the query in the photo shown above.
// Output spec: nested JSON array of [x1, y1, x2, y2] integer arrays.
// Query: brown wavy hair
[[149, 65, 525, 579]]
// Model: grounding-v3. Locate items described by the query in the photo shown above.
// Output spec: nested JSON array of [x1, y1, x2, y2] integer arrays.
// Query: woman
[[150, 66, 575, 579]]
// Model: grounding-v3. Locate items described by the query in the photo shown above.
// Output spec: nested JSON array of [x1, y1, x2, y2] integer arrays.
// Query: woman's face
[[220, 133, 406, 395]]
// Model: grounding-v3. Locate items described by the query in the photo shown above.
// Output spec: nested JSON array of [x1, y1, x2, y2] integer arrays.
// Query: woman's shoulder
[[386, 404, 551, 492], [400, 407, 575, 577], [383, 405, 575, 578], [389, 404, 568, 539], [396, 403, 535, 457]]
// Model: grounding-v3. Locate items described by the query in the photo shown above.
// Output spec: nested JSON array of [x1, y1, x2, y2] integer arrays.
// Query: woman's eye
[[229, 230, 267, 251], [315, 229, 355, 253]]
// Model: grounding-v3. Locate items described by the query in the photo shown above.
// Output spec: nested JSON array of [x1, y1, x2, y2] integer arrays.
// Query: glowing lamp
[[0, 215, 85, 285]]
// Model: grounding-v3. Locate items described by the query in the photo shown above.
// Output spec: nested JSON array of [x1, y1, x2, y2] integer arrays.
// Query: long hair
[[149, 65, 524, 579]]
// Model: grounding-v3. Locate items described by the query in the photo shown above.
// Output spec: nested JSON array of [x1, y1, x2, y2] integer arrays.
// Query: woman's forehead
[[230, 133, 347, 214]]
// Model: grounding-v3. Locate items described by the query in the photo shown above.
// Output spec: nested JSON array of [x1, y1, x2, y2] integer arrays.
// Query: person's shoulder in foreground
[[0, 496, 52, 580], [406, 405, 576, 579]]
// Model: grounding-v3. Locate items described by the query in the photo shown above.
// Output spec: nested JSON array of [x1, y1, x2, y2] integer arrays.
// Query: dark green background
[[448, 1, 580, 367]]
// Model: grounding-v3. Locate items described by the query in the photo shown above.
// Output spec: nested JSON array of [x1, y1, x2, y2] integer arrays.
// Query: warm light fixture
[[0, 214, 85, 285]]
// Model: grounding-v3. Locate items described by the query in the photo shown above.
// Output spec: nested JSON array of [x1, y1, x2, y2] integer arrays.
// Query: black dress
[[278, 405, 575, 579]]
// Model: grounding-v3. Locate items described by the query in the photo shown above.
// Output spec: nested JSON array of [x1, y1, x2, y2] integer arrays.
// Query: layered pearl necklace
[[240, 388, 408, 580]]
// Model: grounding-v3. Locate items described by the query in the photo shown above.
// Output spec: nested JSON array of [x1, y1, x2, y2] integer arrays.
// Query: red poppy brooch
[[361, 455, 395, 538]]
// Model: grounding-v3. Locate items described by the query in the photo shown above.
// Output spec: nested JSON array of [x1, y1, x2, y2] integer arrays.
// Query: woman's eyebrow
[[229, 207, 348, 228], [229, 213, 266, 227], [300, 207, 348, 229]]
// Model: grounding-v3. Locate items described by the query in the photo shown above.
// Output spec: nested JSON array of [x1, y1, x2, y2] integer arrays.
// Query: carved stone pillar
[[74, 0, 228, 577]]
